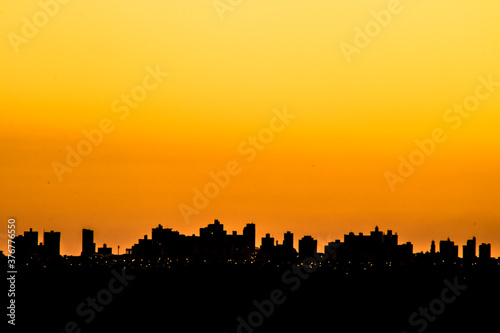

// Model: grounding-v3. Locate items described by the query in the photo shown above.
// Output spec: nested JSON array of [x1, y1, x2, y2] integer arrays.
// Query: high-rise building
[[200, 219, 226, 238], [199, 219, 227, 258], [370, 226, 383, 243], [399, 242, 413, 261], [82, 229, 96, 256], [261, 233, 274, 252], [243, 223, 256, 253], [44, 231, 61, 257], [152, 224, 182, 257], [284, 231, 294, 251], [440, 238, 458, 260], [299, 236, 317, 258], [24, 228, 38, 255], [479, 243, 491, 259], [463, 237, 476, 260], [383, 230, 398, 248]]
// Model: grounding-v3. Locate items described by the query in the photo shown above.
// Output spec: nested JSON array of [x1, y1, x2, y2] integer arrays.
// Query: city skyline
[[5, 214, 500, 258], [9, 219, 497, 260]]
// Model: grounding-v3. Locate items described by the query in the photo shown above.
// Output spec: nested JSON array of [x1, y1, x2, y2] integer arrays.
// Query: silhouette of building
[[383, 230, 398, 249], [243, 223, 256, 255], [199, 219, 228, 260], [299, 235, 317, 258], [43, 231, 61, 257], [463, 237, 476, 260], [284, 231, 293, 251], [282, 232, 298, 263], [13, 228, 40, 259], [257, 233, 275, 262], [12, 222, 494, 270], [370, 225, 383, 243], [261, 233, 275, 252], [24, 228, 39, 254], [131, 235, 154, 257], [479, 243, 491, 259], [439, 238, 458, 261], [325, 240, 342, 260], [131, 220, 256, 263], [344, 230, 378, 261], [337, 227, 413, 266], [399, 242, 414, 262], [227, 224, 255, 261], [97, 243, 112, 256], [82, 229, 96, 256], [256, 231, 298, 264], [152, 224, 184, 258], [12, 235, 26, 258]]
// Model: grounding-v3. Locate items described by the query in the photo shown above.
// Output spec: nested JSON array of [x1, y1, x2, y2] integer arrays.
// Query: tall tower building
[[440, 238, 458, 260], [284, 231, 294, 251], [44, 231, 61, 257], [463, 236, 476, 259], [82, 229, 96, 256], [24, 228, 39, 255], [243, 223, 256, 253]]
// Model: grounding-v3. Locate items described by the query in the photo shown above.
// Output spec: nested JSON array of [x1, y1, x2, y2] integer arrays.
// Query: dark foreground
[[9, 261, 500, 333]]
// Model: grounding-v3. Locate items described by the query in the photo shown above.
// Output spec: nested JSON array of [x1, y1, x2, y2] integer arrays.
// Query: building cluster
[[128, 220, 255, 263], [13, 229, 60, 259], [81, 229, 112, 256], [427, 237, 492, 261], [258, 231, 297, 264], [7, 221, 496, 268], [323, 227, 413, 266], [13, 228, 111, 259]]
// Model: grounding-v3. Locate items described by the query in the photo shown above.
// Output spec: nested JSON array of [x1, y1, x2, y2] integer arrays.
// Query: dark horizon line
[[9, 219, 497, 259]]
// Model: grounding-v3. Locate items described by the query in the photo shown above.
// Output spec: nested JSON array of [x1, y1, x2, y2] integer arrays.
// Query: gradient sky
[[1, 0, 500, 257]]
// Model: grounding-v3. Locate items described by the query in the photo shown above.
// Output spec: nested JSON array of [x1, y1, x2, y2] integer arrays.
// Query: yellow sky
[[1, 0, 499, 256]]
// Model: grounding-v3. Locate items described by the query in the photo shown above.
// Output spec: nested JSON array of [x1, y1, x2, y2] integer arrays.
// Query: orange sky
[[1, 0, 499, 257]]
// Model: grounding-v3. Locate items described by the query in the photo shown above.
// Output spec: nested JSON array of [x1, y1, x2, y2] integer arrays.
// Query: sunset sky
[[2, 0, 499, 257]]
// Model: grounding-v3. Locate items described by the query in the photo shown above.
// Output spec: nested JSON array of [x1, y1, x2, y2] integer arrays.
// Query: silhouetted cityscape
[[7, 219, 500, 333], [6, 219, 498, 271]]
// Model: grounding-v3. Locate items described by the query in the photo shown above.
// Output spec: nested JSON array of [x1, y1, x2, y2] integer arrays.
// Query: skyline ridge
[[10, 219, 497, 259]]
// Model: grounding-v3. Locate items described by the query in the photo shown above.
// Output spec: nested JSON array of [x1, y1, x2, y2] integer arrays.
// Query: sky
[[1, 0, 499, 257]]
